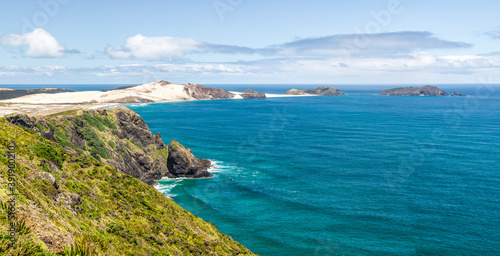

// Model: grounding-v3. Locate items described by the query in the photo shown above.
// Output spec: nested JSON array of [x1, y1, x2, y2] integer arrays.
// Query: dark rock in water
[[379, 85, 449, 96], [284, 86, 345, 96], [167, 140, 212, 178], [243, 88, 258, 94], [184, 83, 235, 100], [240, 92, 267, 99], [451, 91, 466, 96]]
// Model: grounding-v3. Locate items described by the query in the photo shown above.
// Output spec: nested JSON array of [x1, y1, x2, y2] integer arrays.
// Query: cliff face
[[184, 83, 235, 100], [379, 85, 449, 96], [285, 87, 345, 96], [0, 118, 253, 255], [7, 107, 212, 186]]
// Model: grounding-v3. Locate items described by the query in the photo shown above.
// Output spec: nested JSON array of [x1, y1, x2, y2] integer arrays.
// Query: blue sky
[[0, 0, 499, 85]]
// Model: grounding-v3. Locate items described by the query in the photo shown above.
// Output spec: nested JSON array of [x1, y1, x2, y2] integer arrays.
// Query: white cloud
[[106, 35, 203, 60], [0, 28, 67, 58]]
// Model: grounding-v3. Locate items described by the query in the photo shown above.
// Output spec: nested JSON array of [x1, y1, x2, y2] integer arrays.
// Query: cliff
[[6, 107, 212, 186], [238, 89, 267, 99], [284, 87, 345, 96], [379, 85, 449, 96], [0, 117, 254, 255]]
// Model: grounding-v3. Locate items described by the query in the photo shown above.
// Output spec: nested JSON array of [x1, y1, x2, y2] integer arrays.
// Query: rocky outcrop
[[240, 88, 267, 99], [167, 140, 212, 178], [184, 83, 235, 100], [379, 85, 449, 96], [7, 107, 211, 186], [451, 91, 466, 96], [240, 92, 267, 99], [243, 88, 258, 94], [284, 87, 345, 96]]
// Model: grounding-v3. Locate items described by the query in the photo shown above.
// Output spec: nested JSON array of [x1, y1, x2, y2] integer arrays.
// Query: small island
[[240, 88, 267, 99], [284, 86, 345, 96], [379, 85, 466, 96]]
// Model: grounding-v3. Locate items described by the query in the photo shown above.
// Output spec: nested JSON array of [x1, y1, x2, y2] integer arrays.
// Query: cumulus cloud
[[0, 28, 71, 58], [106, 35, 204, 60]]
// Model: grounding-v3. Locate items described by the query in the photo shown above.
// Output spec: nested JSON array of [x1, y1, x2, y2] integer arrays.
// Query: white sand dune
[[1, 81, 195, 104]]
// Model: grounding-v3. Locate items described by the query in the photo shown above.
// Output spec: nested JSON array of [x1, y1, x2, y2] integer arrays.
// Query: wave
[[155, 159, 243, 198], [155, 177, 185, 198]]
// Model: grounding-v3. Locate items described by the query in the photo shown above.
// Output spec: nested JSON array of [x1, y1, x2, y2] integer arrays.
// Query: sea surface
[[8, 83, 499, 255], [127, 84, 500, 256]]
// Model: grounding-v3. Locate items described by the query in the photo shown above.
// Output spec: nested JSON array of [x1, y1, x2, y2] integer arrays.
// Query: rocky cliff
[[239, 88, 267, 99], [6, 107, 211, 186], [0, 117, 254, 255], [379, 85, 449, 96], [284, 86, 345, 96], [184, 83, 235, 100], [451, 91, 466, 96]]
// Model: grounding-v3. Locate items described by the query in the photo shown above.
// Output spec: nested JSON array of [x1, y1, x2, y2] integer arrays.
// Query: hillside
[[6, 107, 212, 186], [0, 111, 254, 255]]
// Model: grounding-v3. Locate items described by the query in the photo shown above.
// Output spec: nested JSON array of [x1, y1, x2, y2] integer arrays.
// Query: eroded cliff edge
[[0, 115, 254, 255], [7, 107, 210, 186]]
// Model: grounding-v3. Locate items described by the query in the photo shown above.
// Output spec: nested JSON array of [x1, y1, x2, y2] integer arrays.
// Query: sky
[[0, 0, 499, 85]]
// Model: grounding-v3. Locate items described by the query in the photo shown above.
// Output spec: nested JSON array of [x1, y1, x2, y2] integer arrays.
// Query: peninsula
[[0, 81, 267, 117]]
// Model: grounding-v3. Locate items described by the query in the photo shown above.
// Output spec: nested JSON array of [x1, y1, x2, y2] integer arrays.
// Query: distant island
[[241, 88, 267, 99], [379, 85, 466, 96], [284, 86, 345, 96]]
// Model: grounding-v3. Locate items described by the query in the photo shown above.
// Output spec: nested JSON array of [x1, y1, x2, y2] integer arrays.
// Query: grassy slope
[[0, 118, 254, 255]]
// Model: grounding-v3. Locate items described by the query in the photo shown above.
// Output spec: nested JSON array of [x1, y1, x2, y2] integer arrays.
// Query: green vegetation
[[82, 126, 110, 160], [107, 141, 116, 149], [0, 117, 254, 255]]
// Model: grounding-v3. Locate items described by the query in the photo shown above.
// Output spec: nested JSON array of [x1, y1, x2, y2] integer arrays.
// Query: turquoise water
[[127, 85, 500, 256]]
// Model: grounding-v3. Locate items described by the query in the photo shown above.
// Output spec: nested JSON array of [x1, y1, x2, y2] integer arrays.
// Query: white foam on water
[[155, 177, 185, 198]]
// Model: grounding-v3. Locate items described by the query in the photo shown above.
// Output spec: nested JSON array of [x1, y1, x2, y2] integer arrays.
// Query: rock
[[184, 84, 235, 100], [40, 171, 58, 189], [451, 91, 466, 96], [243, 89, 258, 94], [379, 85, 449, 96], [240, 93, 267, 99], [284, 87, 345, 96], [284, 89, 308, 95], [6, 114, 37, 128], [167, 140, 212, 178]]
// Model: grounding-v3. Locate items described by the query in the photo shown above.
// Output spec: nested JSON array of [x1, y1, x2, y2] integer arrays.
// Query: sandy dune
[[2, 81, 195, 104]]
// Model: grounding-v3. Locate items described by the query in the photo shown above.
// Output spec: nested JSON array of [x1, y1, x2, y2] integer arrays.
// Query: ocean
[[126, 84, 500, 255], [9, 83, 498, 255]]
